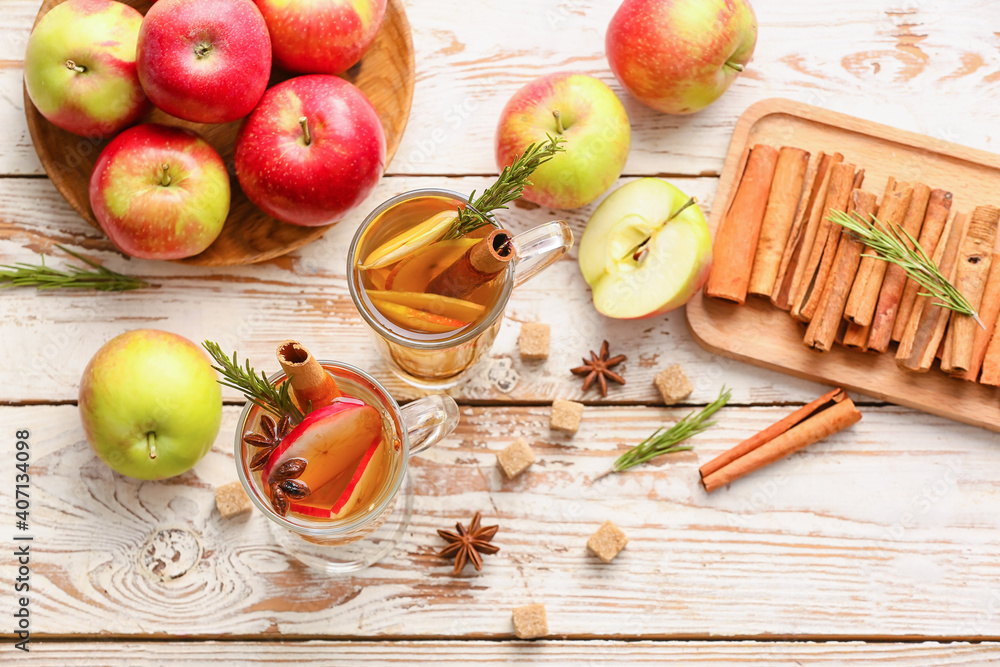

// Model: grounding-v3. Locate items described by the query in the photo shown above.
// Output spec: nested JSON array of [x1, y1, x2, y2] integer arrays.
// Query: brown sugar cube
[[586, 521, 628, 563], [549, 399, 583, 434], [518, 322, 550, 360], [512, 603, 548, 639], [497, 438, 536, 479], [654, 364, 693, 405], [214, 481, 252, 519]]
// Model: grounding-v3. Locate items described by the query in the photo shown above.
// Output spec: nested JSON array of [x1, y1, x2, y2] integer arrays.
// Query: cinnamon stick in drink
[[844, 183, 914, 326], [425, 228, 514, 300], [772, 152, 837, 310], [940, 205, 1000, 374], [276, 339, 342, 412], [866, 183, 932, 353], [779, 154, 845, 314], [790, 163, 860, 322], [748, 147, 811, 297], [700, 388, 861, 493], [803, 189, 878, 352], [896, 211, 969, 372], [706, 144, 779, 303], [961, 239, 1000, 381], [892, 190, 953, 342]]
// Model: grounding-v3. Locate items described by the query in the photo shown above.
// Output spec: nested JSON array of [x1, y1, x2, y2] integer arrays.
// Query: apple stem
[[65, 59, 86, 74], [158, 164, 171, 187], [299, 117, 312, 146], [726, 61, 745, 73], [552, 110, 565, 134], [669, 196, 698, 222], [146, 432, 157, 460]]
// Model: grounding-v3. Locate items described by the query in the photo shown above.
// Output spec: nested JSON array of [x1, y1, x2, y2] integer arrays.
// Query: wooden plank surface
[[3, 403, 1000, 639], [8, 641, 1000, 665], [4, 0, 1000, 177]]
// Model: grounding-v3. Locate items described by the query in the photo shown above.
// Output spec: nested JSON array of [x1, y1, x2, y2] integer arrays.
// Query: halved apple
[[371, 298, 469, 333], [366, 290, 485, 322], [578, 178, 712, 319], [263, 398, 382, 496], [384, 237, 478, 291]]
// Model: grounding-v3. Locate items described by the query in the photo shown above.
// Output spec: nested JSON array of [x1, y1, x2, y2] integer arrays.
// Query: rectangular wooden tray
[[686, 98, 1000, 432]]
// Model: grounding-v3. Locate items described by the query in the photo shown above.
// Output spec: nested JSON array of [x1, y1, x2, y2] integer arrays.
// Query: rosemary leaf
[[446, 135, 566, 239], [829, 209, 982, 326], [202, 341, 303, 423], [612, 386, 731, 472], [0, 245, 148, 291]]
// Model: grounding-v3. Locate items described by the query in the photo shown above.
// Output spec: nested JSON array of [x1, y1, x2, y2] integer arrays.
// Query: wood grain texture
[[3, 404, 1000, 639], [687, 99, 1000, 432], [23, 0, 414, 266], [5, 0, 1000, 178], [0, 174, 833, 406], [7, 641, 1000, 665]]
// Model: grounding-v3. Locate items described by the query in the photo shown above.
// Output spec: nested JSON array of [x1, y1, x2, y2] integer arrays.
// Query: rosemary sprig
[[446, 135, 566, 239], [829, 209, 982, 327], [611, 386, 731, 473], [0, 245, 148, 291], [202, 341, 303, 423]]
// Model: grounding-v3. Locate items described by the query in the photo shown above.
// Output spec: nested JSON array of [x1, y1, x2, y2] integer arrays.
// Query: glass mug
[[347, 188, 574, 389], [235, 360, 459, 573]]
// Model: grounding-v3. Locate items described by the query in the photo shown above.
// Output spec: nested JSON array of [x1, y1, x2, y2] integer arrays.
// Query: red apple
[[495, 72, 631, 209], [89, 123, 230, 259], [253, 0, 386, 74], [606, 0, 757, 115], [24, 0, 149, 138], [136, 0, 271, 123], [235, 75, 386, 227]]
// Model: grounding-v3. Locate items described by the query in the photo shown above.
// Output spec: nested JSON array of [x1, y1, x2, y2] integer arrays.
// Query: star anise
[[571, 340, 626, 397], [243, 413, 293, 471], [437, 511, 500, 574]]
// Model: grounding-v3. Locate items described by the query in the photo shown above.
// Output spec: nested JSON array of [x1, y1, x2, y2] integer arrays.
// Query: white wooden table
[[3, 0, 1000, 663]]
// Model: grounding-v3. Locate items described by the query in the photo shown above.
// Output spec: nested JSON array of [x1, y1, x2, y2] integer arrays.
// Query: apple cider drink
[[239, 343, 402, 530]]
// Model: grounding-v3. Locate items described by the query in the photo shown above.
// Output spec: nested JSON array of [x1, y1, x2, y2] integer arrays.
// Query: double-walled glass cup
[[235, 360, 459, 573], [347, 188, 573, 389]]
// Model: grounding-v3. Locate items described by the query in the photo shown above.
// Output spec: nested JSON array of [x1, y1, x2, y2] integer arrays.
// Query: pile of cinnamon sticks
[[706, 143, 1000, 384]]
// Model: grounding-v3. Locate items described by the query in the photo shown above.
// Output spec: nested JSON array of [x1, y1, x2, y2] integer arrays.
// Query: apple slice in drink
[[371, 298, 469, 333], [360, 211, 457, 270], [578, 178, 712, 319], [289, 433, 388, 518], [384, 237, 478, 291], [262, 398, 382, 498], [366, 290, 485, 322]]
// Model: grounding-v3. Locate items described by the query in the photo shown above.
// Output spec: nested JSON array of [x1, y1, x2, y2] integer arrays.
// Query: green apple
[[579, 178, 712, 319], [79, 329, 222, 480], [495, 72, 631, 209]]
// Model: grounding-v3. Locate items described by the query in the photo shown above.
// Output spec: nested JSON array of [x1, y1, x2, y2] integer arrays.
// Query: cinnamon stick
[[940, 205, 1000, 374], [425, 228, 513, 300], [892, 190, 953, 342], [276, 340, 342, 412], [772, 153, 844, 310], [700, 389, 861, 493], [896, 211, 969, 372], [866, 183, 932, 353], [842, 322, 871, 352], [790, 163, 860, 322], [748, 147, 811, 297], [844, 183, 914, 326], [803, 189, 878, 352], [706, 144, 779, 303], [978, 310, 1000, 385], [961, 240, 1000, 381], [771, 152, 827, 310]]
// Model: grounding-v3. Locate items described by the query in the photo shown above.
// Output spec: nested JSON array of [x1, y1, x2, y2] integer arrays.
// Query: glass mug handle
[[400, 394, 460, 455], [511, 220, 574, 288]]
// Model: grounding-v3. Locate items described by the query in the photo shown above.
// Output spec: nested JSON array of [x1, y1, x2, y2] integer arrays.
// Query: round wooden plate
[[24, 0, 414, 266]]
